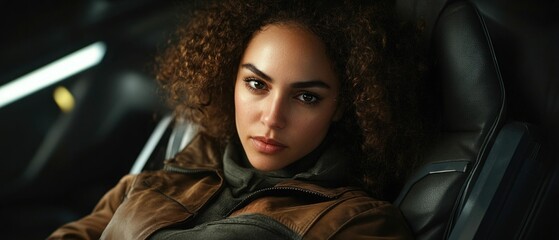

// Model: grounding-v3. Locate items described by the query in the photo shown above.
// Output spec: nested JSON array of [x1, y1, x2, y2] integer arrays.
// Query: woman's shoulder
[[164, 132, 224, 170], [304, 182, 403, 222], [311, 188, 413, 239], [238, 179, 414, 239]]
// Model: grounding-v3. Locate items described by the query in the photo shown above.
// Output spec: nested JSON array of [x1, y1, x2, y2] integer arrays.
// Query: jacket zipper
[[164, 164, 217, 174], [224, 186, 337, 217], [165, 165, 341, 219]]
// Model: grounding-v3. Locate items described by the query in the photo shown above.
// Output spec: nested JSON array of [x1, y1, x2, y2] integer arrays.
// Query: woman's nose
[[260, 96, 287, 129]]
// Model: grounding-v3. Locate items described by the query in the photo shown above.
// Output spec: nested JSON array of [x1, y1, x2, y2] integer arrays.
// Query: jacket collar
[[164, 132, 357, 198], [164, 133, 224, 170]]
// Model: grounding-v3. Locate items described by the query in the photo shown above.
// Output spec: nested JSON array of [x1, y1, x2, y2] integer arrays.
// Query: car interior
[[1, 0, 557, 239]]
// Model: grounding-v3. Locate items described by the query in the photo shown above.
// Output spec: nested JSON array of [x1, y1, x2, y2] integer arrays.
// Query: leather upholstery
[[394, 1, 505, 239]]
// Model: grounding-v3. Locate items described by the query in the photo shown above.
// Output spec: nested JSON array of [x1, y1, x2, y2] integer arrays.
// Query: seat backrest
[[394, 1, 506, 239], [448, 122, 543, 239]]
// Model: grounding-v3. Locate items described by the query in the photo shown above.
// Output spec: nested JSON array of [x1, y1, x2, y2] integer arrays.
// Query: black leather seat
[[394, 1, 506, 239], [395, 0, 549, 239]]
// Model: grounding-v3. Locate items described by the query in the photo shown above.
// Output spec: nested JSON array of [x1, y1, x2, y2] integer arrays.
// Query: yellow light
[[53, 86, 75, 113], [0, 42, 106, 109]]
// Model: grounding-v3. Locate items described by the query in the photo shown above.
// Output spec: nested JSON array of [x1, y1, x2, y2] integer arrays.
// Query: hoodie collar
[[222, 136, 352, 197]]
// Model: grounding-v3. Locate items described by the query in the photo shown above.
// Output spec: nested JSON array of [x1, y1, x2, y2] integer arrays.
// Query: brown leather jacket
[[48, 134, 413, 239]]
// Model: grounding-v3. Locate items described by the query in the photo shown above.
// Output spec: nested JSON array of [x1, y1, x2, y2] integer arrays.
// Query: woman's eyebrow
[[241, 63, 272, 81], [241, 63, 331, 89]]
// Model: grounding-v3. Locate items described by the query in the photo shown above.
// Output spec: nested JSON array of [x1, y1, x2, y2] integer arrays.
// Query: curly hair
[[156, 0, 427, 200]]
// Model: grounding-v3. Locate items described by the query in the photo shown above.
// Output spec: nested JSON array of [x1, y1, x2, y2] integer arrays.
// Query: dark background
[[0, 0, 176, 238]]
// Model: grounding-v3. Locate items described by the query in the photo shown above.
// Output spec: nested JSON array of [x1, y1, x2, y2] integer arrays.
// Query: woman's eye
[[296, 93, 320, 104], [244, 78, 267, 91]]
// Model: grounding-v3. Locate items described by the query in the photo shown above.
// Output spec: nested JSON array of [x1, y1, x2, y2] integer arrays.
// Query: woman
[[49, 0, 425, 239]]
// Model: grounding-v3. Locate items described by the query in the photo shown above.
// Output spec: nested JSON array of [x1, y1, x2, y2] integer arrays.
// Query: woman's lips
[[250, 136, 287, 154]]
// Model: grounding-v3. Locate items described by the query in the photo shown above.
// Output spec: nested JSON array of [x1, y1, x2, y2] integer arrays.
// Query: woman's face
[[234, 24, 341, 171]]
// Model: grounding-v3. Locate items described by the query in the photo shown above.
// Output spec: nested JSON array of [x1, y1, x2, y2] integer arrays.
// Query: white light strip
[[130, 115, 173, 174], [0, 41, 107, 109]]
